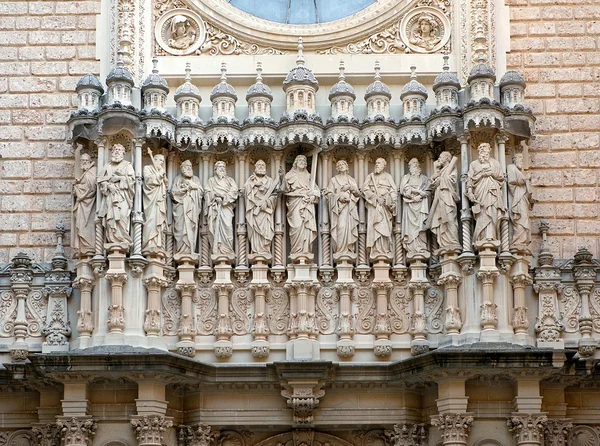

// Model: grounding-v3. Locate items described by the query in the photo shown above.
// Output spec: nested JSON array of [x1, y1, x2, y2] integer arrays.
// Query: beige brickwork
[[508, 0, 600, 259], [0, 0, 100, 263]]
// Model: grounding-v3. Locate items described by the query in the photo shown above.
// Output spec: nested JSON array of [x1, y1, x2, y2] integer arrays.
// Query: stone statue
[[168, 15, 197, 50], [73, 152, 97, 256], [409, 14, 441, 51], [281, 154, 320, 257], [244, 160, 278, 257], [400, 158, 430, 257], [467, 143, 505, 245], [427, 151, 461, 250], [204, 161, 238, 259], [172, 160, 203, 256], [97, 143, 135, 247], [362, 158, 397, 260], [507, 153, 532, 251], [142, 148, 168, 254], [323, 159, 360, 257]]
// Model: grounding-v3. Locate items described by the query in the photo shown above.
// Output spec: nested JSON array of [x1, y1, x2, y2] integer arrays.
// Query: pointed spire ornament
[[220, 61, 228, 83], [256, 61, 263, 83], [296, 37, 305, 66], [374, 60, 381, 81], [338, 60, 346, 82]]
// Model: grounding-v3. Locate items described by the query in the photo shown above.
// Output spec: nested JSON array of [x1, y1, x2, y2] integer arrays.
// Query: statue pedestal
[[175, 253, 198, 357], [372, 259, 393, 357], [335, 255, 356, 358], [407, 254, 430, 356], [476, 240, 501, 342], [142, 252, 168, 351], [437, 249, 463, 343], [213, 258, 234, 359], [104, 243, 128, 345], [250, 255, 271, 358]]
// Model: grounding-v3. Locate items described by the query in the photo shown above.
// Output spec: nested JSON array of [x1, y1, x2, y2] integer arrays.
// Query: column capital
[[131, 415, 173, 446]]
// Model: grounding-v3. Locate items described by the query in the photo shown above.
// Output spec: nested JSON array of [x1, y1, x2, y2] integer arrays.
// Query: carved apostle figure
[[400, 158, 430, 257], [427, 151, 461, 250], [281, 155, 320, 257], [324, 159, 360, 257], [73, 152, 97, 256], [205, 161, 238, 259], [507, 153, 532, 251], [244, 160, 278, 257], [97, 143, 135, 247], [171, 160, 203, 256], [362, 158, 397, 260], [142, 149, 168, 254], [467, 142, 506, 244]]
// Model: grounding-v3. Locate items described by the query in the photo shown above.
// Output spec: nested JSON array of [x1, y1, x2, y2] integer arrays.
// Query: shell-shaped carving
[[569, 426, 599, 446]]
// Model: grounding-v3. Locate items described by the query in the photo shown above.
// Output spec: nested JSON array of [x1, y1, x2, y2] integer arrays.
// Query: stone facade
[[0, 1, 600, 446]]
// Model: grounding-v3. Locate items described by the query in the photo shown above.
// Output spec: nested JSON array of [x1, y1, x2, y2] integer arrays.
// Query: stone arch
[[473, 440, 504, 446], [254, 431, 357, 446], [102, 442, 130, 446]]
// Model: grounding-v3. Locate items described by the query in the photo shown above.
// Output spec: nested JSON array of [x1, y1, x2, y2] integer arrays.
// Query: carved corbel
[[131, 415, 173, 446], [281, 380, 326, 427], [507, 413, 547, 446], [105, 271, 127, 334]]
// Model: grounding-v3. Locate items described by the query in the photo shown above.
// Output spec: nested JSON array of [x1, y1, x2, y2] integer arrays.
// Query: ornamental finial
[[220, 62, 227, 83], [296, 37, 305, 66], [374, 60, 381, 81], [256, 61, 263, 83], [410, 65, 417, 80], [338, 60, 345, 82], [184, 62, 192, 82]]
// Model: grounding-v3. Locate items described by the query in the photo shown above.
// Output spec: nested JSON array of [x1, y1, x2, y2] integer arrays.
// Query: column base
[[104, 332, 125, 345]]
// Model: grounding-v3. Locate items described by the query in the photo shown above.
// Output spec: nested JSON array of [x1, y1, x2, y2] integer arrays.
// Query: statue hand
[[147, 147, 153, 157]]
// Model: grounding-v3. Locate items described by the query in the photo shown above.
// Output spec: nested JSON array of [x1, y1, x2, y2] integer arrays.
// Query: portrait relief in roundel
[[399, 7, 450, 53], [155, 9, 206, 55]]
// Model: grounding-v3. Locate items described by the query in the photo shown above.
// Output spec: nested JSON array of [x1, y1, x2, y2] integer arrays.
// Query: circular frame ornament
[[155, 9, 206, 56], [399, 7, 450, 54]]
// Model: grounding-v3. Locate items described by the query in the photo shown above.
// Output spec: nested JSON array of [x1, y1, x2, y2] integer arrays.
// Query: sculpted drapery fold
[[507, 153, 532, 251], [172, 160, 203, 256], [400, 158, 430, 257], [205, 161, 238, 258], [427, 151, 460, 250], [282, 155, 320, 257], [362, 158, 397, 260], [244, 160, 278, 257], [73, 153, 97, 256], [324, 160, 360, 257], [142, 149, 168, 253], [97, 143, 135, 247]]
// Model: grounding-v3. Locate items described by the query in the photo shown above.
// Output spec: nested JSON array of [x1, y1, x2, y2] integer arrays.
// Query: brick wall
[[508, 1, 600, 258], [0, 1, 99, 262]]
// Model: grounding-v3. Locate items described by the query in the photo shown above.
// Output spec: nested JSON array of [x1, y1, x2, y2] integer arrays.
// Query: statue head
[[110, 144, 126, 163], [477, 143, 491, 163], [80, 152, 93, 170], [154, 154, 165, 169], [181, 160, 193, 178], [438, 151, 452, 166], [171, 15, 189, 37], [408, 158, 421, 175], [254, 159, 267, 176], [336, 159, 349, 174], [512, 152, 524, 169], [214, 160, 227, 179], [418, 15, 437, 37], [374, 157, 387, 174], [293, 155, 307, 171]]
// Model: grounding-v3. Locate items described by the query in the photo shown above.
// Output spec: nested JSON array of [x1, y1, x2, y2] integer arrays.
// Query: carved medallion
[[399, 7, 450, 53], [155, 9, 206, 55]]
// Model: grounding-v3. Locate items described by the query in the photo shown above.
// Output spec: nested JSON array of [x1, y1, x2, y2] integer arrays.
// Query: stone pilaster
[[131, 415, 173, 446], [573, 247, 597, 359], [56, 417, 97, 446], [507, 413, 547, 446], [9, 251, 33, 362], [438, 249, 463, 339], [431, 413, 473, 446], [105, 243, 128, 340], [408, 253, 430, 356]]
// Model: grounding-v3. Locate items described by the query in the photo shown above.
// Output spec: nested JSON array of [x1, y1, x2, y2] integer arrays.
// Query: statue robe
[[97, 160, 135, 246], [507, 164, 532, 248], [73, 166, 97, 256], [362, 171, 397, 259], [244, 173, 277, 256], [172, 174, 203, 255], [282, 168, 320, 256], [326, 174, 359, 255], [427, 157, 461, 250], [467, 158, 505, 244], [142, 163, 168, 252], [400, 173, 430, 256], [205, 175, 238, 257]]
